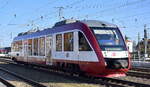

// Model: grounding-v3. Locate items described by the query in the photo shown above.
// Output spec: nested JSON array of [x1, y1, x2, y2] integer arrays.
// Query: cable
[[64, 0, 85, 8], [113, 11, 150, 22], [21, 0, 85, 28], [8, 0, 84, 29], [34, 0, 59, 13], [78, 0, 148, 19], [0, 0, 8, 9]]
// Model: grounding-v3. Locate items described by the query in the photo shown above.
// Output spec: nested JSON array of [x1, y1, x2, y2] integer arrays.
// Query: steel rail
[[127, 71, 150, 79], [132, 67, 150, 72], [1, 58, 150, 87], [99, 77, 150, 87], [0, 76, 15, 87], [0, 67, 46, 87], [0, 58, 125, 87]]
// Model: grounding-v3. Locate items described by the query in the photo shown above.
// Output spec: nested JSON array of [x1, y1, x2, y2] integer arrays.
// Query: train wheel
[[12, 57, 16, 62]]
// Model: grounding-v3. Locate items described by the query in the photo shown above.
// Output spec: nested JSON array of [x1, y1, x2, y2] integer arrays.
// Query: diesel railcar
[[0, 47, 11, 57], [11, 20, 130, 77]]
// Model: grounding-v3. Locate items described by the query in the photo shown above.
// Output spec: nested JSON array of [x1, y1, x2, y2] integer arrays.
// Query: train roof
[[80, 20, 117, 28], [53, 19, 117, 28], [13, 20, 118, 41]]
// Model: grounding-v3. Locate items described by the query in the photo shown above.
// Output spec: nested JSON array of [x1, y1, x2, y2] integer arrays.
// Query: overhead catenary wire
[[17, 0, 86, 29], [0, 0, 8, 10], [1, 0, 150, 28], [5, 0, 60, 28], [0, 0, 150, 47], [5, 0, 150, 30], [78, 0, 148, 19], [4, 0, 150, 28]]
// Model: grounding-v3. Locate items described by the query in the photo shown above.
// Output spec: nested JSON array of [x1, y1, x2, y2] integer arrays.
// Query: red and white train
[[0, 47, 11, 57], [11, 20, 130, 77]]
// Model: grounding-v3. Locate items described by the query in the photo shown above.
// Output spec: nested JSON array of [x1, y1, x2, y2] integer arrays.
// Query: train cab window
[[56, 34, 62, 51], [39, 37, 45, 56], [28, 39, 32, 56], [79, 32, 92, 51], [33, 38, 38, 56], [64, 32, 74, 51]]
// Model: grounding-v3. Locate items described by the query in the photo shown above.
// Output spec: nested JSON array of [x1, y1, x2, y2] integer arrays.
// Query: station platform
[[132, 61, 150, 68]]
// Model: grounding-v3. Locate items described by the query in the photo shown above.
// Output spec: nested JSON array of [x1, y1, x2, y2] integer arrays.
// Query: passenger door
[[78, 31, 98, 62], [64, 32, 78, 61], [23, 40, 28, 62], [54, 32, 78, 62], [46, 35, 53, 65]]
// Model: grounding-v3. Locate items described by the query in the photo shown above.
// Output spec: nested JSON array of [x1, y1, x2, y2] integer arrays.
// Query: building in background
[[137, 39, 150, 57], [126, 40, 133, 53]]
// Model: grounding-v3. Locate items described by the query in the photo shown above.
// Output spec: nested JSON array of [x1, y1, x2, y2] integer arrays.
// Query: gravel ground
[[1, 60, 150, 87], [129, 69, 150, 75], [114, 75, 150, 85], [0, 61, 105, 87], [131, 68, 150, 73], [0, 70, 32, 87]]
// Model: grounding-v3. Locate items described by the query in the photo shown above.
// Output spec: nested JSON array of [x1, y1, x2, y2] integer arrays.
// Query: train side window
[[39, 37, 45, 56], [64, 32, 73, 51], [12, 41, 22, 52], [18, 41, 22, 52], [56, 34, 62, 51], [28, 39, 32, 56], [11, 43, 14, 52], [33, 38, 38, 56], [79, 32, 92, 51]]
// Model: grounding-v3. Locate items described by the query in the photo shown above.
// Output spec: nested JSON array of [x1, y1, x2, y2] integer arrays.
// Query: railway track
[[126, 67, 150, 79], [127, 71, 150, 79], [131, 67, 150, 73], [0, 65, 46, 87], [26, 66, 150, 87], [0, 58, 150, 87], [98, 77, 150, 87], [0, 58, 124, 87], [0, 76, 15, 87], [35, 67, 150, 87]]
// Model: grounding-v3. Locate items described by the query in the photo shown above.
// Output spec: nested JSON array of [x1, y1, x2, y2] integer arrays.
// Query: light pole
[[144, 25, 148, 60], [143, 24, 150, 61], [138, 32, 141, 61]]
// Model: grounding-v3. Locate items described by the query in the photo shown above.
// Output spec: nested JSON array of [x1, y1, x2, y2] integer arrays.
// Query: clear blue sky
[[0, 0, 150, 47]]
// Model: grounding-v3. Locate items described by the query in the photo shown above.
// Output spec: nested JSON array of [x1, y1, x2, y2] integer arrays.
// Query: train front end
[[81, 20, 130, 77], [91, 27, 130, 77]]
